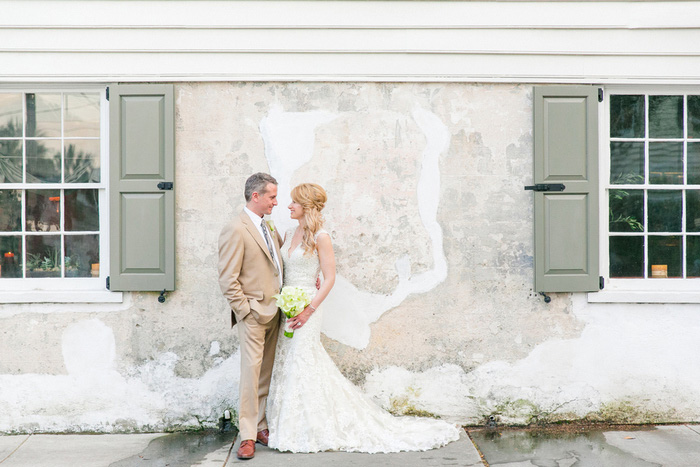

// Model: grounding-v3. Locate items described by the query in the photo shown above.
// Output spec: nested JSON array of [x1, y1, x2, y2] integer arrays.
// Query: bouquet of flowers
[[273, 286, 311, 338]]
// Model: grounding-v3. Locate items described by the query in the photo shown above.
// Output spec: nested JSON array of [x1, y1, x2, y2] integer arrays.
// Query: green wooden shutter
[[533, 86, 599, 292], [109, 84, 175, 291]]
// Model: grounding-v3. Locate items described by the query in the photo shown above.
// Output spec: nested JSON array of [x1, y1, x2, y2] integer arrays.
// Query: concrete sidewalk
[[0, 430, 483, 467], [4, 425, 700, 466]]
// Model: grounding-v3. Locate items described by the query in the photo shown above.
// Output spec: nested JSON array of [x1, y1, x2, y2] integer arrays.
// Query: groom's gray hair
[[245, 172, 278, 202]]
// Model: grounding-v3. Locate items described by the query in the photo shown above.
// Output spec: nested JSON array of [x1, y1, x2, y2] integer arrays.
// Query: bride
[[266, 183, 461, 453]]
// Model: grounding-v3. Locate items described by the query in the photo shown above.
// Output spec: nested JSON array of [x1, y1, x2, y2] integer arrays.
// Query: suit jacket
[[218, 210, 284, 327]]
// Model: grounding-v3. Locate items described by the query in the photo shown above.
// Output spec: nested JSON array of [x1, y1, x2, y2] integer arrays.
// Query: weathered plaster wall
[[0, 82, 698, 433]]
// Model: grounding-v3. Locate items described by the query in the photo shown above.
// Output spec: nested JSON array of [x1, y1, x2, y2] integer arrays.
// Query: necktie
[[261, 219, 279, 274]]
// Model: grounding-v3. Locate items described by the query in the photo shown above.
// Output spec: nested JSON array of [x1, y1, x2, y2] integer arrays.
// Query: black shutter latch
[[524, 184, 565, 192]]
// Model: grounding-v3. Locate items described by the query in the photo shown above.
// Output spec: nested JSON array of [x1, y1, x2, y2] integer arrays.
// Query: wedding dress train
[[266, 229, 461, 453]]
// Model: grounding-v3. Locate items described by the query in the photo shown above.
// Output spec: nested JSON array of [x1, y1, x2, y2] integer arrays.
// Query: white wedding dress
[[266, 228, 461, 453]]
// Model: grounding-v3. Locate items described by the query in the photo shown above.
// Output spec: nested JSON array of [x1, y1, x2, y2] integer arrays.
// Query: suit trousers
[[237, 310, 281, 440]]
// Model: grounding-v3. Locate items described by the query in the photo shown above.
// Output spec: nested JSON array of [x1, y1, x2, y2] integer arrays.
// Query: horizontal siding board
[[0, 1, 699, 83], [2, 1, 699, 29], [2, 29, 700, 55], [2, 54, 700, 83]]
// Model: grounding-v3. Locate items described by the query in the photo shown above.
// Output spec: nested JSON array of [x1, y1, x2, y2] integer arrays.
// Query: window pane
[[688, 142, 700, 185], [0, 236, 22, 278], [26, 189, 60, 232], [64, 140, 100, 183], [649, 95, 683, 139], [610, 95, 645, 138], [65, 189, 99, 232], [609, 189, 643, 232], [0, 94, 22, 137], [0, 190, 22, 231], [26, 235, 61, 278], [687, 190, 700, 233], [0, 140, 23, 183], [687, 236, 700, 278], [610, 142, 645, 184], [648, 235, 681, 278], [689, 96, 700, 139], [26, 139, 61, 183], [649, 142, 683, 185], [64, 93, 100, 138], [26, 93, 61, 138], [65, 234, 99, 278], [610, 236, 644, 278], [648, 190, 682, 232]]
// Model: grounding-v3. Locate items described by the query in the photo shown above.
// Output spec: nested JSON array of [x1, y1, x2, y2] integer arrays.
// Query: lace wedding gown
[[266, 228, 461, 453]]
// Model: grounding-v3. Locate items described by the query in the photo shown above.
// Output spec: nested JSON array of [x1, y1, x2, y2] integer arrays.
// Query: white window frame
[[0, 85, 121, 303], [591, 85, 700, 304]]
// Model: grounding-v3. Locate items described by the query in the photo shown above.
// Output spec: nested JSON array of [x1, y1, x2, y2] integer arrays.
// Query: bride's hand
[[288, 306, 314, 330]]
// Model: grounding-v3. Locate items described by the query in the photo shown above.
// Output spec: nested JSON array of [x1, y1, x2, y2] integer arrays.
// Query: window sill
[[587, 290, 700, 304], [0, 290, 123, 304]]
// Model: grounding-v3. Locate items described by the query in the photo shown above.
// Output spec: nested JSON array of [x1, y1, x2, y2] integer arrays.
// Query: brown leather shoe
[[256, 429, 270, 446], [237, 439, 255, 459]]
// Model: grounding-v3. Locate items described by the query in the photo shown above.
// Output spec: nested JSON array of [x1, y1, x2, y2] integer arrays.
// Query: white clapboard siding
[[1, 1, 699, 83]]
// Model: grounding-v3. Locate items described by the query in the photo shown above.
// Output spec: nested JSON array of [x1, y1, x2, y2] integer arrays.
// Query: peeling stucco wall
[[1, 82, 698, 433]]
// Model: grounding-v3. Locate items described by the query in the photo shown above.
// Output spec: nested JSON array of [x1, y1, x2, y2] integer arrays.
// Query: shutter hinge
[[599, 276, 605, 290], [106, 87, 109, 101], [598, 88, 603, 102], [106, 276, 110, 290]]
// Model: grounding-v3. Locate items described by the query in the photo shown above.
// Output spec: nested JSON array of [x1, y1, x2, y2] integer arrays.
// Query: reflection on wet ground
[[470, 426, 659, 467], [109, 431, 233, 467]]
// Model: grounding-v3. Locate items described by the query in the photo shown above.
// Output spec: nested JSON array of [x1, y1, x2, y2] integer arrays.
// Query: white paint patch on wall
[[260, 105, 338, 235], [62, 319, 116, 375], [0, 319, 241, 433], [363, 294, 700, 424], [261, 105, 449, 349]]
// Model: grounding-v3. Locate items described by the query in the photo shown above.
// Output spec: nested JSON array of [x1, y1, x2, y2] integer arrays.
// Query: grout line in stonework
[[685, 424, 700, 437], [0, 433, 32, 464]]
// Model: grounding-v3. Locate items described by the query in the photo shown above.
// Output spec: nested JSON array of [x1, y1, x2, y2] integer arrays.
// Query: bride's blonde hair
[[291, 183, 327, 255]]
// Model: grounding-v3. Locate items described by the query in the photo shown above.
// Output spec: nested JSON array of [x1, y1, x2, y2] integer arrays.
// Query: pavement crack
[[223, 437, 235, 466], [0, 433, 32, 464], [465, 429, 490, 467]]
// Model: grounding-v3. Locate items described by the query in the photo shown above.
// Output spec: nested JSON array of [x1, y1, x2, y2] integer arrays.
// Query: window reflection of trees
[[0, 94, 99, 184]]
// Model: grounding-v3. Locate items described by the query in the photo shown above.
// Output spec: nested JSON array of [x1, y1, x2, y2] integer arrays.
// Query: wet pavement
[[2, 425, 700, 466], [470, 424, 700, 467]]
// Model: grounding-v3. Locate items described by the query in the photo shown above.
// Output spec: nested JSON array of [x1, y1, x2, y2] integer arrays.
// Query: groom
[[218, 172, 283, 460]]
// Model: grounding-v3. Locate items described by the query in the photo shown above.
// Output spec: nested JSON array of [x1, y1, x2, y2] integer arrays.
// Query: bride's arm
[[287, 233, 336, 329]]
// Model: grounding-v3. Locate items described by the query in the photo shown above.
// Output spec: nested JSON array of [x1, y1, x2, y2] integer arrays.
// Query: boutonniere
[[266, 219, 276, 233]]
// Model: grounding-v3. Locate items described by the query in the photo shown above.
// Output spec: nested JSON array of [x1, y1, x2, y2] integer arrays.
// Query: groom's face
[[253, 183, 278, 216]]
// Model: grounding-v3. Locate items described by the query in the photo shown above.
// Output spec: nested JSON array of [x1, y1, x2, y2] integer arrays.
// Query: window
[[604, 91, 700, 290], [0, 84, 176, 302], [532, 86, 700, 302], [0, 89, 108, 292]]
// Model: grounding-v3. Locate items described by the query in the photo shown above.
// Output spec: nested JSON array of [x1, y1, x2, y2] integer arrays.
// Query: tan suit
[[218, 210, 284, 441]]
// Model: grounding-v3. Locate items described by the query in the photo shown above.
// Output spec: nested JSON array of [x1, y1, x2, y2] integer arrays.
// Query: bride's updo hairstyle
[[291, 183, 327, 255]]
